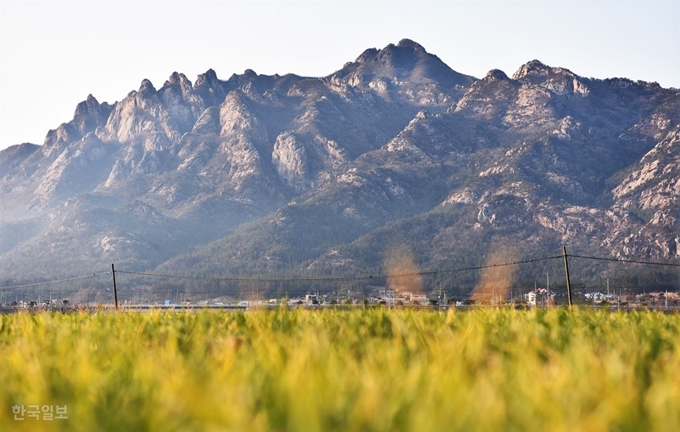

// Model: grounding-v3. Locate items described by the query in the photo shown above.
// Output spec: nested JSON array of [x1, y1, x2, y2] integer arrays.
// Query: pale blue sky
[[1, 0, 678, 150]]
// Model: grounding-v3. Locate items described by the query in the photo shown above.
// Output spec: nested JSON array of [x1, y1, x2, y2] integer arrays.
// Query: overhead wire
[[115, 255, 564, 283], [3, 271, 110, 289], [2, 254, 677, 290], [569, 254, 680, 267]]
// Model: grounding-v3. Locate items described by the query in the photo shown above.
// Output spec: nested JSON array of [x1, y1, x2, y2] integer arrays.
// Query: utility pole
[[562, 246, 573, 308], [607, 278, 610, 298], [111, 263, 119, 310]]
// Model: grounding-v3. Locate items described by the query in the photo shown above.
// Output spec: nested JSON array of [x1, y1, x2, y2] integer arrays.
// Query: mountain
[[1, 39, 678, 298]]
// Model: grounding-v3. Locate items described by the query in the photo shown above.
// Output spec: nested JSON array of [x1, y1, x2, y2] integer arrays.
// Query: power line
[[3, 254, 675, 291], [116, 269, 376, 283], [4, 271, 110, 289], [115, 255, 564, 284], [568, 255, 680, 267], [404, 255, 564, 277]]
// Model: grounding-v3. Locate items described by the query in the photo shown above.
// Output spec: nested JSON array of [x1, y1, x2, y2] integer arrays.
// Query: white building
[[585, 292, 617, 303], [524, 288, 553, 306]]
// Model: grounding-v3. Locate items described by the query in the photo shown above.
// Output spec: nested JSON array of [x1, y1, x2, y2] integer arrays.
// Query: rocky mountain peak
[[195, 68, 219, 88], [512, 59, 551, 79], [72, 94, 112, 135], [0, 143, 39, 178], [73, 94, 101, 119], [454, 68, 520, 118], [332, 39, 475, 96], [41, 93, 113, 149], [512, 60, 589, 96], [485, 69, 510, 81], [164, 71, 192, 88], [375, 41, 426, 70], [355, 48, 379, 64], [346, 40, 431, 71], [396, 38, 426, 51], [226, 69, 267, 87], [194, 68, 226, 106], [138, 78, 157, 95]]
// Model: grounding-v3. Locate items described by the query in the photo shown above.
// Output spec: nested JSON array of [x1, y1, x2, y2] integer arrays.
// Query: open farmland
[[1, 308, 679, 431]]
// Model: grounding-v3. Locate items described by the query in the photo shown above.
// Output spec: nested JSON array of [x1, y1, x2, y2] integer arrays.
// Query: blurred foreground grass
[[1, 308, 679, 431]]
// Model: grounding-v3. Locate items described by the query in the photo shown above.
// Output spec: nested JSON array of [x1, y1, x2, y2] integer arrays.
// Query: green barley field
[[1, 308, 679, 431]]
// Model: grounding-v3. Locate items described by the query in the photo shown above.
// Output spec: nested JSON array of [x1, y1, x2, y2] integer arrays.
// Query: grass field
[[1, 307, 679, 431]]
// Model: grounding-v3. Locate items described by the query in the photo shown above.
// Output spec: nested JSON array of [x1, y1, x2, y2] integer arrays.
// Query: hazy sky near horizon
[[1, 0, 678, 150]]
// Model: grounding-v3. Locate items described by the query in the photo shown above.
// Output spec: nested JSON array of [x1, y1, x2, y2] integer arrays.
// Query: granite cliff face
[[0, 39, 678, 286]]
